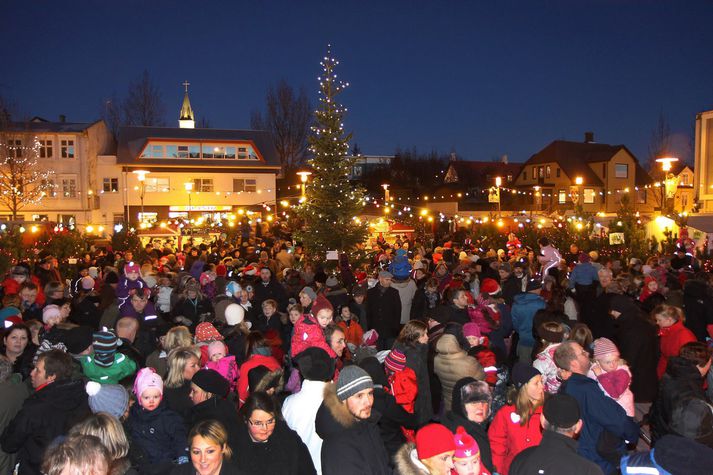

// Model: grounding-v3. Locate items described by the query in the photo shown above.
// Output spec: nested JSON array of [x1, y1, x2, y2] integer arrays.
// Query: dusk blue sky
[[2, 1, 712, 164]]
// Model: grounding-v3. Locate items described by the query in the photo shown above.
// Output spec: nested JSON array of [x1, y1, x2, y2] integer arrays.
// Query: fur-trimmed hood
[[394, 443, 430, 475], [252, 367, 284, 394], [315, 382, 356, 439]]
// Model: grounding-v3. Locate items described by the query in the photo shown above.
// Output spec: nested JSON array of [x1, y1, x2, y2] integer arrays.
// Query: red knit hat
[[195, 322, 224, 343], [593, 337, 619, 359], [384, 349, 407, 373], [453, 426, 480, 459], [480, 278, 501, 295], [415, 424, 456, 460], [311, 294, 334, 318]]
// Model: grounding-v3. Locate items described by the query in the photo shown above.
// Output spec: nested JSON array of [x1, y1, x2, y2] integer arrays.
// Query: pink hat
[[453, 426, 480, 459], [207, 341, 226, 359], [384, 349, 406, 373], [362, 329, 379, 347], [195, 322, 224, 343], [593, 337, 619, 359], [133, 367, 163, 399], [124, 261, 140, 274], [463, 323, 482, 339], [42, 305, 62, 324]]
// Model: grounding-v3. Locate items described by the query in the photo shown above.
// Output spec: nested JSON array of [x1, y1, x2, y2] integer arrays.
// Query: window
[[193, 178, 213, 192], [583, 188, 595, 204], [556, 168, 560, 178], [103, 178, 119, 193], [546, 165, 551, 179], [532, 166, 536, 179], [60, 138, 75, 158], [682, 193, 689, 209], [538, 166, 544, 178], [31, 214, 49, 222], [42, 179, 57, 198], [61, 177, 77, 198], [39, 139, 53, 158], [165, 145, 178, 158], [6, 139, 22, 158], [615, 163, 628, 178], [637, 189, 647, 204], [558, 190, 566, 204], [113, 213, 125, 224], [144, 177, 170, 193], [233, 178, 257, 193], [681, 173, 690, 186], [507, 174, 513, 182]]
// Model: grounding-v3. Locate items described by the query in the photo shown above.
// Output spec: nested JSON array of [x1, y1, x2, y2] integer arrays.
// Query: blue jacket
[[568, 262, 600, 288], [561, 373, 640, 474], [511, 293, 545, 347]]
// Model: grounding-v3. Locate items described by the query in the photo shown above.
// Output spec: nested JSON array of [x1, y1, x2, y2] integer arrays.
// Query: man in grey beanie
[[314, 365, 391, 474]]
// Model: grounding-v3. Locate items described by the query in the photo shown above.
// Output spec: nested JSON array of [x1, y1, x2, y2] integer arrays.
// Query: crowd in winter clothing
[[0, 230, 713, 475]]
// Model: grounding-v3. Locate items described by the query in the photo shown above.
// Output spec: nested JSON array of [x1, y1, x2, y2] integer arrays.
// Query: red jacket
[[237, 354, 281, 406], [290, 314, 337, 358], [338, 320, 364, 347], [488, 404, 543, 475], [657, 320, 697, 379]]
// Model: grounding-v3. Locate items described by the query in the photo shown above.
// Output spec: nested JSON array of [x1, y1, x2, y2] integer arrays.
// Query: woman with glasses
[[234, 391, 316, 475]]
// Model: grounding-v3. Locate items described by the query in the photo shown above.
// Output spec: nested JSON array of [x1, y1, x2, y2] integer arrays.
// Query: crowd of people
[[1, 230, 713, 475]]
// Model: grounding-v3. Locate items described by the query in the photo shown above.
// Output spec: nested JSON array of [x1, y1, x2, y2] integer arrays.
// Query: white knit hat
[[224, 303, 245, 326]]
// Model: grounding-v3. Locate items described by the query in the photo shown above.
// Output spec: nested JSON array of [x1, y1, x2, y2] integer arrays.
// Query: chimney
[[501, 154, 508, 164], [584, 131, 594, 143], [58, 114, 66, 123]]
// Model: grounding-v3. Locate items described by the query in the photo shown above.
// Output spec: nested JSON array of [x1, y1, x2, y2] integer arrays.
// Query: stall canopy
[[685, 215, 713, 233]]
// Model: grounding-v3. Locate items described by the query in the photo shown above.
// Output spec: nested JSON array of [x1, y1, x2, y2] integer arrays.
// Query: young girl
[[653, 304, 697, 379], [589, 338, 635, 417], [117, 262, 148, 311], [128, 368, 188, 468], [384, 348, 418, 442], [532, 322, 565, 395], [337, 305, 364, 350], [205, 340, 238, 394], [290, 294, 337, 358]]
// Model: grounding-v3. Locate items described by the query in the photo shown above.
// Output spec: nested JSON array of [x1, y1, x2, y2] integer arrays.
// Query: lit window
[[583, 188, 595, 204], [61, 177, 77, 197], [546, 165, 551, 179], [193, 179, 213, 192], [103, 178, 119, 192], [558, 190, 566, 204], [60, 139, 75, 158], [615, 164, 628, 178], [144, 177, 170, 193]]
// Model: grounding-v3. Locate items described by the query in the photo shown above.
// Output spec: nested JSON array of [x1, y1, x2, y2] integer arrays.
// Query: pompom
[[86, 381, 101, 397]]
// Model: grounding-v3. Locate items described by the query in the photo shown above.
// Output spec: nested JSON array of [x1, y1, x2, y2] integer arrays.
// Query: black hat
[[543, 394, 580, 428], [671, 398, 713, 447], [63, 326, 94, 355], [511, 362, 540, 389], [192, 369, 230, 398], [295, 347, 335, 382], [358, 356, 388, 387]]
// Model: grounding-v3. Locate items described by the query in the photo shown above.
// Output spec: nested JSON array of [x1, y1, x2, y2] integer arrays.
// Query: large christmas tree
[[296, 46, 367, 257]]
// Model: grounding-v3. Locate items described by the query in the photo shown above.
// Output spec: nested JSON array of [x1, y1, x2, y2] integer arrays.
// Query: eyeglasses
[[248, 418, 275, 429]]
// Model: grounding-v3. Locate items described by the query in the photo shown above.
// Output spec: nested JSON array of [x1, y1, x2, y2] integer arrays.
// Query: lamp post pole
[[656, 157, 679, 215], [132, 170, 150, 226], [495, 176, 502, 218], [184, 181, 193, 221]]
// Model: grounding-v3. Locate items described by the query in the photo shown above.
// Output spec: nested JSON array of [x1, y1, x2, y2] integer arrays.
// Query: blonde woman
[[146, 326, 193, 377], [163, 346, 201, 421], [487, 363, 544, 475], [69, 413, 133, 475], [171, 420, 245, 475]]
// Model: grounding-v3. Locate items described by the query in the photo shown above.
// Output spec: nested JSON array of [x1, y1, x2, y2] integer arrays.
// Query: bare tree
[[647, 111, 671, 172], [100, 92, 122, 138], [251, 80, 311, 171], [122, 70, 166, 127], [0, 113, 54, 219]]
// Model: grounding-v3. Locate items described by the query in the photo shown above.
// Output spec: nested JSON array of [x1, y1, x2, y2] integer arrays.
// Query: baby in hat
[[589, 337, 635, 417], [116, 261, 148, 310], [129, 368, 188, 465], [452, 426, 489, 475], [204, 340, 238, 394]]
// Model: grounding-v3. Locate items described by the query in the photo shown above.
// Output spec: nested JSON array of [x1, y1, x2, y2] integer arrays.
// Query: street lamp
[[86, 189, 93, 224], [573, 176, 583, 211], [656, 157, 679, 214], [495, 177, 502, 218], [381, 183, 390, 203], [296, 170, 312, 201], [184, 181, 193, 219], [132, 170, 150, 225]]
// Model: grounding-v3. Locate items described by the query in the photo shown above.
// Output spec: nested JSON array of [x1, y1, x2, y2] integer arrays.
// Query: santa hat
[[480, 278, 501, 295]]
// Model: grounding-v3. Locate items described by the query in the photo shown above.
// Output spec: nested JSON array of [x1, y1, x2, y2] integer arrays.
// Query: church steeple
[[178, 80, 195, 129]]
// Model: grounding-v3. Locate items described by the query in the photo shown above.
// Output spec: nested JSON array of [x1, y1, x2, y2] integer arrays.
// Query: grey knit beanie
[[336, 365, 373, 401], [86, 382, 129, 419]]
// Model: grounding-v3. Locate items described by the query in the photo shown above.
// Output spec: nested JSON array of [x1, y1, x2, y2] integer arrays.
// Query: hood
[[436, 334, 465, 356], [394, 443, 428, 475], [665, 356, 703, 383], [42, 379, 88, 412], [684, 279, 710, 299], [315, 382, 356, 439], [390, 279, 414, 290], [451, 376, 478, 418], [609, 294, 639, 314]]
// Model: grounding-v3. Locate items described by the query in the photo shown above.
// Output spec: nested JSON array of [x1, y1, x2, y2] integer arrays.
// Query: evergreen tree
[[295, 46, 367, 257]]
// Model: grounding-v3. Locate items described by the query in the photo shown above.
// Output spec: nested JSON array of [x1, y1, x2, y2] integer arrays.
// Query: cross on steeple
[[182, 80, 190, 93]]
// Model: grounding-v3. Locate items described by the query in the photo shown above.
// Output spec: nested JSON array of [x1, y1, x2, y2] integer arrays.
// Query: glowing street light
[[656, 157, 679, 214], [296, 170, 312, 199], [132, 170, 150, 224], [184, 181, 194, 217]]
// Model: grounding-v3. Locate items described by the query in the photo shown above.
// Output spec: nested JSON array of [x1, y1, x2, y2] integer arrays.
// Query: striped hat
[[336, 365, 373, 401], [384, 349, 407, 373], [593, 337, 619, 359], [93, 331, 118, 367]]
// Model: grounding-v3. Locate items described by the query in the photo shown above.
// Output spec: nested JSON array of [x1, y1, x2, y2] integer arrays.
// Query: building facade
[[694, 109, 713, 212]]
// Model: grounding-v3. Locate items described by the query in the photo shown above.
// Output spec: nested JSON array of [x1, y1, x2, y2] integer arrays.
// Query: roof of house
[[446, 161, 523, 184], [524, 140, 652, 187], [116, 126, 281, 168], [3, 117, 100, 133]]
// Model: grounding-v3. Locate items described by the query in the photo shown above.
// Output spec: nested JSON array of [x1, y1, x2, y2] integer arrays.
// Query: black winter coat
[[315, 383, 391, 475], [172, 297, 213, 326], [510, 430, 604, 475], [610, 295, 659, 403], [164, 381, 193, 425], [649, 356, 708, 444], [233, 420, 315, 475], [126, 401, 187, 466], [253, 279, 288, 312], [372, 385, 419, 460], [0, 379, 91, 475], [366, 285, 402, 341], [189, 397, 241, 452], [440, 377, 495, 473], [683, 279, 713, 341], [398, 342, 433, 425]]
